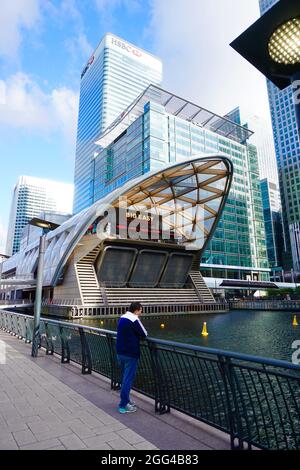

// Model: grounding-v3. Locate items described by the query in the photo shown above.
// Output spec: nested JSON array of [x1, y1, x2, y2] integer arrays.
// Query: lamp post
[[0, 253, 10, 302], [29, 218, 58, 358]]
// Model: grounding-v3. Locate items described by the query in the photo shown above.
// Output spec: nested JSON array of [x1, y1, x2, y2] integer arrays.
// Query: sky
[[0, 0, 271, 253]]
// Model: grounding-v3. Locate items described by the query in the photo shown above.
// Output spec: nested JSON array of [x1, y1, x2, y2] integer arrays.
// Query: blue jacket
[[116, 312, 148, 359]]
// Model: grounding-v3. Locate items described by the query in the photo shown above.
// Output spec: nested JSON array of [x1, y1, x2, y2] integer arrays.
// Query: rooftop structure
[[96, 85, 253, 150]]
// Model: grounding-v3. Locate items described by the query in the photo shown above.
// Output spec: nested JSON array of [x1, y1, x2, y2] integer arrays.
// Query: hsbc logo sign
[[81, 54, 95, 79], [111, 38, 142, 58]]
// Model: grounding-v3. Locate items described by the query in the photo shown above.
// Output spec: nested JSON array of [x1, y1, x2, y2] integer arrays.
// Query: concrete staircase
[[189, 271, 215, 303], [76, 246, 104, 305], [75, 245, 215, 307], [105, 288, 200, 306]]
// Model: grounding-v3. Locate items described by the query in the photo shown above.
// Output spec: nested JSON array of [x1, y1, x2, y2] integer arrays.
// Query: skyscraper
[[73, 33, 163, 214], [6, 176, 73, 256], [259, 0, 300, 270], [226, 107, 279, 184], [260, 178, 283, 269]]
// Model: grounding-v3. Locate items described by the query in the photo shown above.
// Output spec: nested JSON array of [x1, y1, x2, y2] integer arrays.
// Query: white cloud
[[65, 33, 93, 68], [0, 0, 40, 59], [47, 0, 93, 68], [0, 73, 79, 144], [94, 0, 141, 27], [148, 0, 271, 120], [51, 86, 79, 144]]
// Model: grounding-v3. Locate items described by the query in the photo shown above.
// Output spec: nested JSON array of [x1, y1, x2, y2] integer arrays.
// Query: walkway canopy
[[2, 155, 233, 287]]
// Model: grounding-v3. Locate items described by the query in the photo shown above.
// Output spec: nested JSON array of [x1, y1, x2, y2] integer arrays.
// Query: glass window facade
[[73, 33, 162, 214], [260, 178, 284, 269], [91, 100, 269, 280], [259, 0, 300, 270], [6, 177, 73, 256]]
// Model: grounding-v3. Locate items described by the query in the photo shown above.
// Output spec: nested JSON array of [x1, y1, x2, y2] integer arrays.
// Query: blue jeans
[[117, 354, 138, 408]]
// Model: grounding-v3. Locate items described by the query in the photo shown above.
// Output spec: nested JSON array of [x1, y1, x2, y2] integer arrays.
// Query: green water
[[79, 310, 300, 362]]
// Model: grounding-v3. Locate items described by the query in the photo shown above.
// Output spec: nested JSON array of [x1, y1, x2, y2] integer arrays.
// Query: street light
[[230, 0, 300, 138], [0, 253, 10, 302], [268, 18, 300, 66], [29, 218, 59, 357]]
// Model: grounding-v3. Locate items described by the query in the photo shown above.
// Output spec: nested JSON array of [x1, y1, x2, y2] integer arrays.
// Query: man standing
[[116, 302, 147, 414]]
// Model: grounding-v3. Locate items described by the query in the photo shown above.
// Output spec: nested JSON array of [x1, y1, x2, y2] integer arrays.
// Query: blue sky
[[0, 0, 268, 252]]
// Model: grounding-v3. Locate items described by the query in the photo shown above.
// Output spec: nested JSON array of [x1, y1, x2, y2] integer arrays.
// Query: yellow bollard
[[100, 320, 104, 326], [201, 322, 209, 337], [293, 315, 298, 327], [160, 323, 165, 329]]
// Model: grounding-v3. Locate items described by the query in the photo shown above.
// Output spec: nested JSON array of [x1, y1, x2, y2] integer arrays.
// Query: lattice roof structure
[[1, 155, 233, 287]]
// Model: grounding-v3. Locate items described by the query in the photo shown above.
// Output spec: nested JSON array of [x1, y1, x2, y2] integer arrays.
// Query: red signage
[[111, 37, 142, 58], [81, 55, 95, 79]]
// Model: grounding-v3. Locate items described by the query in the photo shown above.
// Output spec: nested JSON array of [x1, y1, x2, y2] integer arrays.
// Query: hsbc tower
[[73, 33, 163, 214]]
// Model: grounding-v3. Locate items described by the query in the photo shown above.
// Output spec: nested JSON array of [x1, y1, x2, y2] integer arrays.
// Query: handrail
[[3, 308, 299, 371], [229, 299, 300, 311], [0, 308, 299, 450]]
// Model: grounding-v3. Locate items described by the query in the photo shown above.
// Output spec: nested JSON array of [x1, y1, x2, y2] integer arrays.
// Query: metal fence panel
[[0, 308, 299, 450]]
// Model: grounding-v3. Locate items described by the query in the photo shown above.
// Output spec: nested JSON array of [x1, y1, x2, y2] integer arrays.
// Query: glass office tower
[[73, 33, 162, 214], [226, 107, 279, 184], [260, 178, 283, 270], [6, 176, 73, 256], [259, 0, 300, 270], [92, 86, 269, 281]]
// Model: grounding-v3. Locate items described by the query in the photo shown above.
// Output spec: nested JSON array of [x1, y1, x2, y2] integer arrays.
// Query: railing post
[[79, 328, 92, 374], [107, 333, 121, 390], [24, 318, 30, 343], [44, 323, 54, 355], [217, 355, 239, 449], [147, 339, 170, 415], [60, 326, 70, 363], [217, 355, 251, 450]]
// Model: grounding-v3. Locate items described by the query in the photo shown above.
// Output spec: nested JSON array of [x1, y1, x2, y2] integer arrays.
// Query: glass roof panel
[[204, 218, 215, 232], [199, 188, 218, 200], [207, 177, 226, 191], [205, 197, 222, 210], [96, 85, 253, 149]]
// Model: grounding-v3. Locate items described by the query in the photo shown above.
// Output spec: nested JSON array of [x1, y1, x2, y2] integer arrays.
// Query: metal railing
[[70, 303, 227, 317], [0, 308, 299, 450], [42, 298, 82, 307], [0, 299, 32, 306], [99, 282, 190, 288], [229, 300, 300, 311]]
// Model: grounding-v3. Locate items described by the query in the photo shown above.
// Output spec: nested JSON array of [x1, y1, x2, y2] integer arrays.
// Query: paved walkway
[[0, 330, 230, 450]]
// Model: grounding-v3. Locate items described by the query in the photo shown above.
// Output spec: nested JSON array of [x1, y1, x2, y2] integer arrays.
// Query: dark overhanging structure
[[230, 0, 300, 137]]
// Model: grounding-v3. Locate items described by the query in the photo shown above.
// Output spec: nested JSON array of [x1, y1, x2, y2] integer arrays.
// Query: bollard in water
[[292, 315, 298, 327], [201, 322, 209, 337]]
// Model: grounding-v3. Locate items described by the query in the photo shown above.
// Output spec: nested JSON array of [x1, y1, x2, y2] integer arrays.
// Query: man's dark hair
[[128, 302, 142, 313]]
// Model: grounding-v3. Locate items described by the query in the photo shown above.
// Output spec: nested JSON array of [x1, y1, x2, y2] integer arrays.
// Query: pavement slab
[[0, 329, 230, 450]]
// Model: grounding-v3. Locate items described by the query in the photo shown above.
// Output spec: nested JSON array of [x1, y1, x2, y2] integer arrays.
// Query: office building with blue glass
[[93, 85, 269, 281], [259, 0, 300, 270], [73, 33, 162, 214], [260, 178, 283, 271]]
